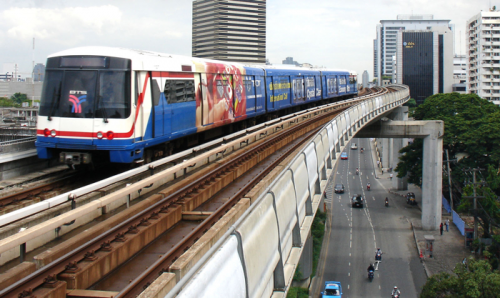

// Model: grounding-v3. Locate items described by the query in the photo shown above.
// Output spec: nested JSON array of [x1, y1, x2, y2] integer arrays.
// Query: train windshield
[[39, 70, 130, 119]]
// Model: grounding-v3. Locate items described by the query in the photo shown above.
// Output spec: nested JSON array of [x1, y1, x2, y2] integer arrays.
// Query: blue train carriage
[[36, 47, 267, 165], [262, 66, 321, 112], [348, 70, 358, 95]]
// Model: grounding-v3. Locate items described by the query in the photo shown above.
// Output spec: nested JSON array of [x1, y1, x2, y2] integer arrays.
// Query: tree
[[421, 258, 500, 298], [10, 92, 28, 104], [0, 97, 19, 107], [395, 93, 500, 192], [404, 98, 417, 108]]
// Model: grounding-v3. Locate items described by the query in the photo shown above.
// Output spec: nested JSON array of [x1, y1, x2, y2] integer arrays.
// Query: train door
[[244, 76, 256, 116], [200, 73, 213, 126], [134, 71, 153, 141], [150, 73, 164, 137], [254, 76, 265, 114]]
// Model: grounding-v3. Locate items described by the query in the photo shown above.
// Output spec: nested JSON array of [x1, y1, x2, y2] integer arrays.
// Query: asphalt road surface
[[317, 139, 427, 298]]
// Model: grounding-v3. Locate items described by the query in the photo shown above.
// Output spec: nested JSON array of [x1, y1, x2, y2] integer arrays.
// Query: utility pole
[[463, 168, 486, 240]]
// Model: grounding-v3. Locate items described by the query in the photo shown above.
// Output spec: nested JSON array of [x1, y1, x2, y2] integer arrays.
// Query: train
[[35, 47, 358, 165]]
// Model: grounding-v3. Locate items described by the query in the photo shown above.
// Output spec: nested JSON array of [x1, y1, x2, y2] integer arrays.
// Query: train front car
[[36, 48, 136, 166]]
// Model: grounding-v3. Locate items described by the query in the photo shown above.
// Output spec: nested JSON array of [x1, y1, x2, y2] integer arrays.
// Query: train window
[[164, 80, 195, 104], [39, 70, 63, 117], [151, 79, 161, 106], [96, 71, 131, 119], [39, 70, 98, 118]]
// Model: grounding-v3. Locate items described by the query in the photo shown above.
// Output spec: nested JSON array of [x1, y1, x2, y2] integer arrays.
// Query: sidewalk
[[369, 139, 471, 277]]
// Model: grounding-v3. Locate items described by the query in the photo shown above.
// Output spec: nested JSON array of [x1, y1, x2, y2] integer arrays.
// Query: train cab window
[[96, 71, 131, 119], [164, 80, 195, 104], [39, 70, 97, 118]]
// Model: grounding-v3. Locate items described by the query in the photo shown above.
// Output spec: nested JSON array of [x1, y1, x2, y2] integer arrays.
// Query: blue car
[[321, 281, 342, 297], [340, 152, 348, 160]]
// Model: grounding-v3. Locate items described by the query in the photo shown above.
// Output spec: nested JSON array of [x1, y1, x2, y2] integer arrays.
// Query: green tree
[[10, 92, 28, 104], [395, 93, 500, 191], [404, 98, 417, 108], [421, 258, 500, 298], [0, 97, 19, 107]]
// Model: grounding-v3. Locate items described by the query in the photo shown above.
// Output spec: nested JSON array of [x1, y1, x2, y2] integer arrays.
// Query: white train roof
[[48, 47, 357, 75]]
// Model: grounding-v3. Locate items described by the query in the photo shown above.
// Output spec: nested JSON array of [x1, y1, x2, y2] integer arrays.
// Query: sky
[[0, 0, 496, 79]]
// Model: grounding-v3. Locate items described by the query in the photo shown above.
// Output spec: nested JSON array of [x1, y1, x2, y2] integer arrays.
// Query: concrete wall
[[168, 86, 410, 298]]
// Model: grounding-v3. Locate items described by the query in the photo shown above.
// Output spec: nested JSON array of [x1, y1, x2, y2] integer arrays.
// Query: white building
[[467, 9, 500, 104], [453, 55, 467, 93], [374, 15, 453, 83]]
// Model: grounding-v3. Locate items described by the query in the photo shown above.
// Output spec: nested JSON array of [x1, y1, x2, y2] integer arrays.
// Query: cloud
[[1, 5, 122, 43]]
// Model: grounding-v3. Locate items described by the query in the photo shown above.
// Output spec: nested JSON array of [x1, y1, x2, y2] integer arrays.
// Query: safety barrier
[[167, 85, 410, 298], [442, 195, 451, 213], [453, 210, 465, 236]]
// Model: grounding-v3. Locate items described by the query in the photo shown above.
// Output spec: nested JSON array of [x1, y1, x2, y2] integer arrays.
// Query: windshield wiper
[[98, 95, 109, 123], [47, 82, 61, 121]]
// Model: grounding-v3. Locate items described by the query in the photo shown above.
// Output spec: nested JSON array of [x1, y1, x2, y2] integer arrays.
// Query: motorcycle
[[392, 293, 400, 298], [368, 270, 374, 281], [361, 148, 364, 153], [376, 252, 382, 261], [385, 199, 389, 207], [367, 184, 371, 191]]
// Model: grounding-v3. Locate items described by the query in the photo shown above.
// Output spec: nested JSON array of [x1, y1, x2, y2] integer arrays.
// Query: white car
[[350, 143, 358, 150]]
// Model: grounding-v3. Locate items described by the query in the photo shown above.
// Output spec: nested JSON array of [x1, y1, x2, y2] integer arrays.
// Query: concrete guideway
[[166, 86, 410, 298], [0, 89, 389, 298]]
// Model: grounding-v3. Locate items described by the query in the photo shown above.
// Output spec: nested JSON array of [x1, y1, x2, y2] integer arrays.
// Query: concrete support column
[[422, 133, 443, 230], [293, 230, 313, 287], [392, 137, 408, 190], [391, 107, 408, 190], [381, 138, 391, 168]]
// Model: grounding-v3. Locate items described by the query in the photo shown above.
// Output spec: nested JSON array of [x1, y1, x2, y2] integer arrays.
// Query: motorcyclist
[[367, 263, 375, 272], [356, 168, 359, 175], [361, 147, 364, 153], [367, 182, 371, 190], [385, 197, 389, 204], [392, 286, 401, 297], [376, 248, 383, 255]]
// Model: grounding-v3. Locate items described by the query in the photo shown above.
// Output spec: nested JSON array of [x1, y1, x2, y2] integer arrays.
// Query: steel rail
[[115, 105, 342, 298], [0, 88, 389, 298]]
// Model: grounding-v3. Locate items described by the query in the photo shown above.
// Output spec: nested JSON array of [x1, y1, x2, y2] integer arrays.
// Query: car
[[406, 192, 416, 205], [350, 143, 358, 150], [340, 152, 348, 160], [334, 184, 345, 194], [352, 194, 364, 207], [321, 281, 342, 297]]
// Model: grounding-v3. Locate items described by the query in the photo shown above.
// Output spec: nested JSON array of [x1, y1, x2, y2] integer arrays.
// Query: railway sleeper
[[58, 205, 182, 290]]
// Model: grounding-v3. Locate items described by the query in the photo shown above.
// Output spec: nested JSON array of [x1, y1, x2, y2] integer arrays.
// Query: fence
[[442, 195, 451, 213], [452, 210, 465, 236]]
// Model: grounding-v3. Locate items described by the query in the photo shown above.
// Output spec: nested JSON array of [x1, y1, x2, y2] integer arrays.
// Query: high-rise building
[[395, 27, 454, 105], [192, 0, 266, 64], [453, 55, 467, 94], [33, 63, 45, 82], [374, 15, 453, 83], [467, 8, 500, 104], [282, 57, 298, 65]]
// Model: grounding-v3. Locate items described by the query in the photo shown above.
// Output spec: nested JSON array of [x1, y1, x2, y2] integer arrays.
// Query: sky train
[[36, 47, 358, 165]]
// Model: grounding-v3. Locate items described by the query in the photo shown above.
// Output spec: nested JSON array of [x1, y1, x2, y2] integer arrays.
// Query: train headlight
[[97, 132, 103, 139], [44, 128, 50, 137], [50, 130, 57, 137], [106, 131, 114, 140]]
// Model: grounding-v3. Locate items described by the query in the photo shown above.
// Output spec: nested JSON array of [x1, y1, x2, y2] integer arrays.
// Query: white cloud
[[2, 6, 122, 42]]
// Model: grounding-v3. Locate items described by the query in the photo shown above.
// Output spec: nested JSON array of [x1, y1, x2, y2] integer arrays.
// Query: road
[[317, 138, 427, 298]]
